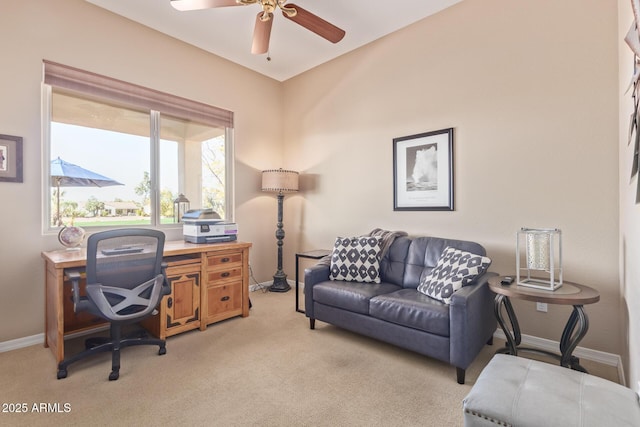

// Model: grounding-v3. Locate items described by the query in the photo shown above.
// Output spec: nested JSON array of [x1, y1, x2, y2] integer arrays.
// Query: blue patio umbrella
[[50, 157, 123, 226]]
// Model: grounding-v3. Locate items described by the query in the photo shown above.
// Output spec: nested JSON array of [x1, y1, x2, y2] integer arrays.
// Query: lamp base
[[269, 274, 290, 292]]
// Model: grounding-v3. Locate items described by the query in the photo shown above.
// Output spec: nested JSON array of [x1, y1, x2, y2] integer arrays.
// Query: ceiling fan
[[170, 0, 346, 55]]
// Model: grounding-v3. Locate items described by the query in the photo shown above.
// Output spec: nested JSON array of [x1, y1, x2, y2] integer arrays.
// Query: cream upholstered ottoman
[[462, 354, 640, 427]]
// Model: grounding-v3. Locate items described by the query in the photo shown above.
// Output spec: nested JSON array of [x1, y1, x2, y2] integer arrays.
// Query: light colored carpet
[[0, 288, 619, 426]]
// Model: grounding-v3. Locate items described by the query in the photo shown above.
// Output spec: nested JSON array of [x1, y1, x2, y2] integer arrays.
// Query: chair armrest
[[449, 272, 498, 369], [304, 264, 331, 317], [66, 269, 83, 313], [160, 262, 171, 296]]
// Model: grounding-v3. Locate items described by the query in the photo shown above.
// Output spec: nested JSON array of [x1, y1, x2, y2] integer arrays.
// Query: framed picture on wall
[[0, 134, 23, 183], [393, 128, 453, 211]]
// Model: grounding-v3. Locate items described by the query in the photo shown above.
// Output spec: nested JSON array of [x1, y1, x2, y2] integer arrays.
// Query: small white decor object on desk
[[58, 225, 85, 250], [516, 227, 562, 290]]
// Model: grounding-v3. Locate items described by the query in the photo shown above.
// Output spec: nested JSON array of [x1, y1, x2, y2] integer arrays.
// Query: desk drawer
[[207, 267, 242, 283], [205, 281, 243, 324], [207, 252, 242, 269]]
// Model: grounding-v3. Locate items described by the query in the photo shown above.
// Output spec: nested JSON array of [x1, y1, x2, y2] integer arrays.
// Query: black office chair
[[57, 228, 170, 381]]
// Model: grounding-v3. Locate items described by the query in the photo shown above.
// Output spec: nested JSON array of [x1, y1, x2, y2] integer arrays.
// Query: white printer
[[182, 209, 238, 244]]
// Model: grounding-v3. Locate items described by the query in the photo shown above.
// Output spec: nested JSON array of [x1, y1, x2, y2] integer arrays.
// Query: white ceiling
[[85, 0, 463, 82]]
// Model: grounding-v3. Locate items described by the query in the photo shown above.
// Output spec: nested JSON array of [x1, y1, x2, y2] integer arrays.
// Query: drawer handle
[[167, 297, 173, 308], [221, 257, 230, 263], [221, 272, 230, 278], [221, 296, 230, 302]]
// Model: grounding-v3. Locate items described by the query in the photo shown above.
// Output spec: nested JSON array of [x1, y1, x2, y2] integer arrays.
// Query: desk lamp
[[262, 168, 299, 292]]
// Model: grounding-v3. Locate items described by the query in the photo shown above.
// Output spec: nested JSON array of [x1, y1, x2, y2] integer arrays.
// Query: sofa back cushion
[[379, 236, 411, 285], [403, 237, 487, 289]]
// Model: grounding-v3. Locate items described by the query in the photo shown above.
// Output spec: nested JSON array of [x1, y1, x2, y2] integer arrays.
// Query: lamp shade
[[261, 169, 299, 193]]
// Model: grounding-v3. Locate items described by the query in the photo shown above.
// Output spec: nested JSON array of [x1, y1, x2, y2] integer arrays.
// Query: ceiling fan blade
[[170, 0, 244, 11], [251, 12, 273, 55], [282, 4, 345, 44]]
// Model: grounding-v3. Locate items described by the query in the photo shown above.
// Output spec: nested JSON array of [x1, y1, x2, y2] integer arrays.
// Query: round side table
[[488, 276, 600, 372]]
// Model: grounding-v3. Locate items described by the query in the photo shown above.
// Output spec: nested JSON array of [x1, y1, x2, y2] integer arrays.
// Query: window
[[42, 61, 234, 230]]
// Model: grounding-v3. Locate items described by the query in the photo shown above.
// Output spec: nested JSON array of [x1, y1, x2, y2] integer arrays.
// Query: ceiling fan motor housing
[[171, 0, 344, 54]]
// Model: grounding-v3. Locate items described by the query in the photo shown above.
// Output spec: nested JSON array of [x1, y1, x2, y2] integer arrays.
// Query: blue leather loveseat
[[304, 234, 497, 384]]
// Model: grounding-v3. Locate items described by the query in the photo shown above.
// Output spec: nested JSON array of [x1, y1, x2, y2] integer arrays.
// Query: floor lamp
[[262, 168, 299, 292]]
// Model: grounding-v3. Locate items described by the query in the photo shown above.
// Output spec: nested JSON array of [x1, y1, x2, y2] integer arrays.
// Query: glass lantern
[[516, 227, 562, 291], [173, 193, 190, 224]]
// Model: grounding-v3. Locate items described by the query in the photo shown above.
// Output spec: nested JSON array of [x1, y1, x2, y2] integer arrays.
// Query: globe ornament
[[58, 225, 86, 250]]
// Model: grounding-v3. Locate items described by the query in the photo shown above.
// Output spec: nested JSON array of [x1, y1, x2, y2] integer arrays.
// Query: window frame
[[41, 61, 235, 233]]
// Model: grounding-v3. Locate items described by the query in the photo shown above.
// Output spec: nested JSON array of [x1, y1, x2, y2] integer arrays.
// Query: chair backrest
[[84, 229, 165, 320], [86, 228, 165, 289]]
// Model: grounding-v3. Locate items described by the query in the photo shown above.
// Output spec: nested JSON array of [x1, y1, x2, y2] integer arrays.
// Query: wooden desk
[[488, 276, 600, 372], [42, 240, 252, 365]]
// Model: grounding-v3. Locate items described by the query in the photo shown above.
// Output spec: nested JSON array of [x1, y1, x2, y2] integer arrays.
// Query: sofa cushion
[[403, 237, 488, 288], [313, 280, 401, 314], [330, 236, 382, 283], [379, 236, 411, 286], [369, 288, 450, 336], [417, 247, 491, 304]]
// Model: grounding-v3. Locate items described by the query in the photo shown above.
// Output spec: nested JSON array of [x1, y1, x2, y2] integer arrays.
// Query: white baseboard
[[249, 281, 272, 292], [0, 333, 44, 353], [493, 329, 625, 385], [0, 325, 112, 354], [250, 279, 296, 292]]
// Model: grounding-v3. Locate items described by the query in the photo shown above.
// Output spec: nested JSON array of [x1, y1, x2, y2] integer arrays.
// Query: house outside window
[[42, 61, 234, 231]]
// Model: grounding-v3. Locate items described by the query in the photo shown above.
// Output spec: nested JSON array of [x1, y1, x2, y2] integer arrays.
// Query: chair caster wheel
[[158, 346, 166, 356], [57, 369, 67, 379], [109, 371, 119, 381]]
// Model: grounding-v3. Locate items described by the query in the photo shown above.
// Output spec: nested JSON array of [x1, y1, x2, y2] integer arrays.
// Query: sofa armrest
[[449, 272, 498, 370], [304, 264, 331, 317]]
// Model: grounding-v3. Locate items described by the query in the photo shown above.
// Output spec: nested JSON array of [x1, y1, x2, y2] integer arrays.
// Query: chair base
[[57, 324, 166, 380]]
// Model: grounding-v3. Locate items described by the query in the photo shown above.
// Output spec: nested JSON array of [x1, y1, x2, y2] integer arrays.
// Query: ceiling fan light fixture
[[247, 0, 273, 15], [259, 10, 273, 22], [170, 0, 247, 11], [279, 3, 297, 18], [172, 0, 345, 52]]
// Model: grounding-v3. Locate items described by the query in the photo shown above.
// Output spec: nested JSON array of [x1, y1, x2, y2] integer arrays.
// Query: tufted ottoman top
[[463, 354, 640, 427]]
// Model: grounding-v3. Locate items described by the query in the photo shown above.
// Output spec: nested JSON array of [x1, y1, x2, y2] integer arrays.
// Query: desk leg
[[44, 262, 65, 365], [559, 305, 589, 372], [295, 255, 304, 314], [494, 294, 521, 355]]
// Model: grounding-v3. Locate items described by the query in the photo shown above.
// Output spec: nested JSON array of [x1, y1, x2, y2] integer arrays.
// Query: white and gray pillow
[[330, 236, 382, 283], [418, 246, 491, 304]]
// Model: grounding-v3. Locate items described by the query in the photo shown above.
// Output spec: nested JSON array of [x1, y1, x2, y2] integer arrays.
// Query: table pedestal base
[[494, 294, 589, 372]]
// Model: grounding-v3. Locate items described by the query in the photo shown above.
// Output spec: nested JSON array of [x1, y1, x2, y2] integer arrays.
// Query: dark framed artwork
[[393, 128, 453, 211], [626, 0, 640, 202], [0, 134, 23, 183]]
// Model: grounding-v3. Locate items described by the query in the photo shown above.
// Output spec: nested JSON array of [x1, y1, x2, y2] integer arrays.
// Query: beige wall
[[283, 0, 621, 356], [0, 0, 284, 342], [619, 1, 640, 390]]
